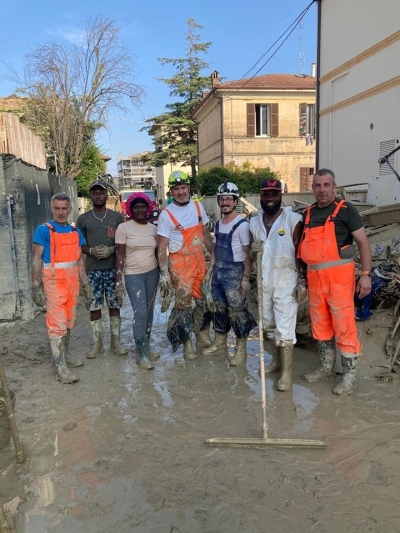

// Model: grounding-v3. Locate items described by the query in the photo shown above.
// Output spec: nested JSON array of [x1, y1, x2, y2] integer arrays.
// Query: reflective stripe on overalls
[[42, 223, 80, 338], [164, 202, 206, 309], [299, 201, 361, 356]]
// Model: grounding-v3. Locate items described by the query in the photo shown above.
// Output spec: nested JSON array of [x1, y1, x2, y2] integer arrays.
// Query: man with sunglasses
[[202, 182, 256, 365], [157, 170, 214, 359]]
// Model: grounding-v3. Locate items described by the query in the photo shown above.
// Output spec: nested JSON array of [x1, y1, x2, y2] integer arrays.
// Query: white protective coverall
[[250, 207, 302, 345]]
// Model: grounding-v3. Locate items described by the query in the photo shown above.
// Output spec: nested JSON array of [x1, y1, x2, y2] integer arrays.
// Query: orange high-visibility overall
[[165, 202, 206, 310], [42, 223, 80, 338], [298, 200, 361, 357]]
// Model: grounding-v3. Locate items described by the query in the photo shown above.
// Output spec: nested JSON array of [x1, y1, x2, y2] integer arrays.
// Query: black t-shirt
[[302, 198, 364, 257]]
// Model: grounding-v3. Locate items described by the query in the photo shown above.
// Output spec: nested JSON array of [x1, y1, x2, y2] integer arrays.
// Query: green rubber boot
[[263, 344, 281, 374], [230, 337, 248, 366], [135, 336, 154, 370], [277, 344, 293, 392], [202, 333, 228, 356], [144, 330, 160, 361], [183, 338, 197, 360]]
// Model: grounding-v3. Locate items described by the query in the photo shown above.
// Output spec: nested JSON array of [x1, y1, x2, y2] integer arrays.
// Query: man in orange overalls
[[32, 193, 93, 384], [157, 171, 214, 359], [298, 169, 372, 395]]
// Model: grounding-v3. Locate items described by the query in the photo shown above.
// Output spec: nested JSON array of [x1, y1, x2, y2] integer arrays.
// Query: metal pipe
[[6, 197, 21, 317]]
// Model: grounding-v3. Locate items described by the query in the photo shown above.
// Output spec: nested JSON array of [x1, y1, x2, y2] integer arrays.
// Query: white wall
[[318, 0, 400, 205]]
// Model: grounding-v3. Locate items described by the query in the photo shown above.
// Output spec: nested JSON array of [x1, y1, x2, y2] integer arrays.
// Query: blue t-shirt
[[33, 220, 86, 264]]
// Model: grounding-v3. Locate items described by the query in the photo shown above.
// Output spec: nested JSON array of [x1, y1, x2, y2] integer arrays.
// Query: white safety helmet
[[216, 182, 240, 198]]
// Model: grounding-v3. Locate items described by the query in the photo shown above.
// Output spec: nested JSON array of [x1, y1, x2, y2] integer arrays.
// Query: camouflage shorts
[[86, 269, 120, 311]]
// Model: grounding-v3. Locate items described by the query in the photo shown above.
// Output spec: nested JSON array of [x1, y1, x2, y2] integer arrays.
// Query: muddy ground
[[1, 297, 400, 533]]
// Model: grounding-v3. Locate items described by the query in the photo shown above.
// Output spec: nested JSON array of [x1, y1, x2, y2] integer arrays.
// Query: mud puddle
[[0, 299, 399, 532]]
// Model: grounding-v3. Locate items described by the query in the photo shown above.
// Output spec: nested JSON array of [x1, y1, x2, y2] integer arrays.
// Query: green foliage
[[141, 19, 212, 178], [74, 145, 106, 197], [197, 163, 281, 196]]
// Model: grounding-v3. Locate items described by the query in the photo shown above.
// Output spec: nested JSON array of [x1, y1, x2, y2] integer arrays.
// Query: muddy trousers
[[211, 262, 256, 338], [167, 306, 212, 352], [43, 266, 80, 338], [125, 267, 160, 339]]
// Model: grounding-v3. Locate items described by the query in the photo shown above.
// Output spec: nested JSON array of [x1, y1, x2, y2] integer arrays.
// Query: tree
[[74, 144, 106, 197], [10, 15, 144, 178], [141, 19, 212, 179], [197, 163, 281, 196]]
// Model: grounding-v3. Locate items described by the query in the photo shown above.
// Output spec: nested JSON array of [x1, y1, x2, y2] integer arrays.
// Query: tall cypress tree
[[142, 19, 212, 179]]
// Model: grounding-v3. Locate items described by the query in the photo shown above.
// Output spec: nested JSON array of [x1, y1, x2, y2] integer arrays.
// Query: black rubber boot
[[144, 330, 160, 361], [302, 339, 336, 382], [135, 337, 154, 370]]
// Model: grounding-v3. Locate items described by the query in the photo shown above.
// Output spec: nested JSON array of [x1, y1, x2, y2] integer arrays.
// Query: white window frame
[[255, 104, 270, 137]]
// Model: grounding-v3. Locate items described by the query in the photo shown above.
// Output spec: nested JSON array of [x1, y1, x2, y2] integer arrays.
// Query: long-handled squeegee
[[205, 249, 327, 449]]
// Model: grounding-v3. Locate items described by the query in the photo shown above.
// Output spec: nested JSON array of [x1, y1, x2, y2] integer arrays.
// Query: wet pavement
[[1, 299, 400, 532]]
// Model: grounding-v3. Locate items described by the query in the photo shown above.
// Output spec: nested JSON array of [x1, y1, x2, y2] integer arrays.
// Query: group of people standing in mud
[[31, 167, 372, 397]]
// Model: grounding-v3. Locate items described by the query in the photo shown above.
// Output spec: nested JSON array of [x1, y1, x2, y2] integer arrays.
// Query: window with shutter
[[270, 103, 279, 137], [299, 103, 307, 136], [299, 167, 314, 191], [247, 103, 255, 137]]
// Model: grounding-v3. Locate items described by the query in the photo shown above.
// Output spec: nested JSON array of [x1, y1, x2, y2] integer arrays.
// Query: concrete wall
[[318, 0, 400, 205], [0, 155, 78, 322]]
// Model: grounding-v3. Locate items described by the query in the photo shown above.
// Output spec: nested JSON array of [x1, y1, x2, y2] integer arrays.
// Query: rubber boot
[[202, 333, 228, 356], [263, 344, 281, 374], [301, 339, 336, 382], [183, 338, 197, 360], [135, 337, 154, 370], [50, 336, 79, 384], [110, 317, 128, 355], [193, 304, 212, 351], [195, 327, 213, 350], [333, 356, 357, 395], [64, 329, 84, 368], [144, 330, 160, 361], [277, 344, 293, 392], [230, 337, 248, 366], [87, 320, 103, 359]]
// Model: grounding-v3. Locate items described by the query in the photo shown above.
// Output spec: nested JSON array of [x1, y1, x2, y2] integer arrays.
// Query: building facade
[[192, 73, 316, 192], [317, 0, 400, 206], [117, 152, 156, 190]]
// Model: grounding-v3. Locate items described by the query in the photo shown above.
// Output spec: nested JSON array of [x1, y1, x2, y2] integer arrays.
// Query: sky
[[0, 0, 317, 176]]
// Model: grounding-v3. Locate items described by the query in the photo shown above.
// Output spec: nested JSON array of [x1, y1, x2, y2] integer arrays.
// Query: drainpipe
[[315, 0, 322, 170], [6, 196, 21, 317]]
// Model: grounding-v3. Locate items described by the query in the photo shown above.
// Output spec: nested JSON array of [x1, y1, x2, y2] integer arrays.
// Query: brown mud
[[0, 299, 399, 532]]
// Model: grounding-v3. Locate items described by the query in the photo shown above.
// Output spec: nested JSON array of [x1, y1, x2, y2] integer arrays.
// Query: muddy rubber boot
[[333, 356, 357, 395], [50, 337, 79, 384], [203, 333, 228, 356], [110, 317, 128, 355], [183, 338, 197, 360], [195, 327, 213, 350], [64, 329, 84, 368], [144, 330, 160, 361], [87, 320, 103, 359], [301, 339, 336, 382], [277, 344, 293, 392], [135, 337, 154, 370], [230, 337, 248, 366], [264, 344, 281, 374]]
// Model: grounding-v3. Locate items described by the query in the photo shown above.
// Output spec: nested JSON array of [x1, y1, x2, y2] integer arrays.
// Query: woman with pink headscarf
[[115, 192, 160, 370]]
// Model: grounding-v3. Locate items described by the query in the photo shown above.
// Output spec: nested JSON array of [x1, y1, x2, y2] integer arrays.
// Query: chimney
[[211, 70, 219, 88], [311, 63, 316, 78]]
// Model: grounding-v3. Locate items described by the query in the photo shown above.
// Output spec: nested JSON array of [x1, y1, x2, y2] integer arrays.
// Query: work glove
[[160, 285, 175, 313], [159, 271, 171, 292], [251, 241, 263, 255], [202, 282, 216, 313], [114, 282, 126, 306], [203, 264, 214, 287], [93, 245, 116, 259], [292, 280, 308, 303], [241, 275, 251, 295], [82, 283, 93, 305], [32, 285, 46, 307]]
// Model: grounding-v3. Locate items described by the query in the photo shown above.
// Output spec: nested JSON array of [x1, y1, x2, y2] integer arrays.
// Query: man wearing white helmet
[[203, 183, 256, 365], [157, 170, 214, 359]]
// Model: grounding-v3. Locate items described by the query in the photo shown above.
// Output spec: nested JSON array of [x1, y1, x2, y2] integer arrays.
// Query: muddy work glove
[[241, 275, 251, 295], [292, 280, 308, 303], [203, 264, 214, 287], [82, 283, 93, 304], [202, 282, 216, 313], [92, 245, 116, 259], [32, 285, 46, 307], [114, 282, 126, 306], [160, 285, 175, 313], [159, 271, 171, 292]]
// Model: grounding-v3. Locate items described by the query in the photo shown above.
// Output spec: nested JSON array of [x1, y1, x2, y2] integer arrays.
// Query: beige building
[[192, 72, 316, 192], [316, 0, 400, 206]]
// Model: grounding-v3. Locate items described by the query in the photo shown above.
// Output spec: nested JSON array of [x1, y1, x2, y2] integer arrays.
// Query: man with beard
[[157, 170, 214, 359], [76, 180, 127, 359], [250, 179, 305, 391], [202, 183, 256, 365]]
